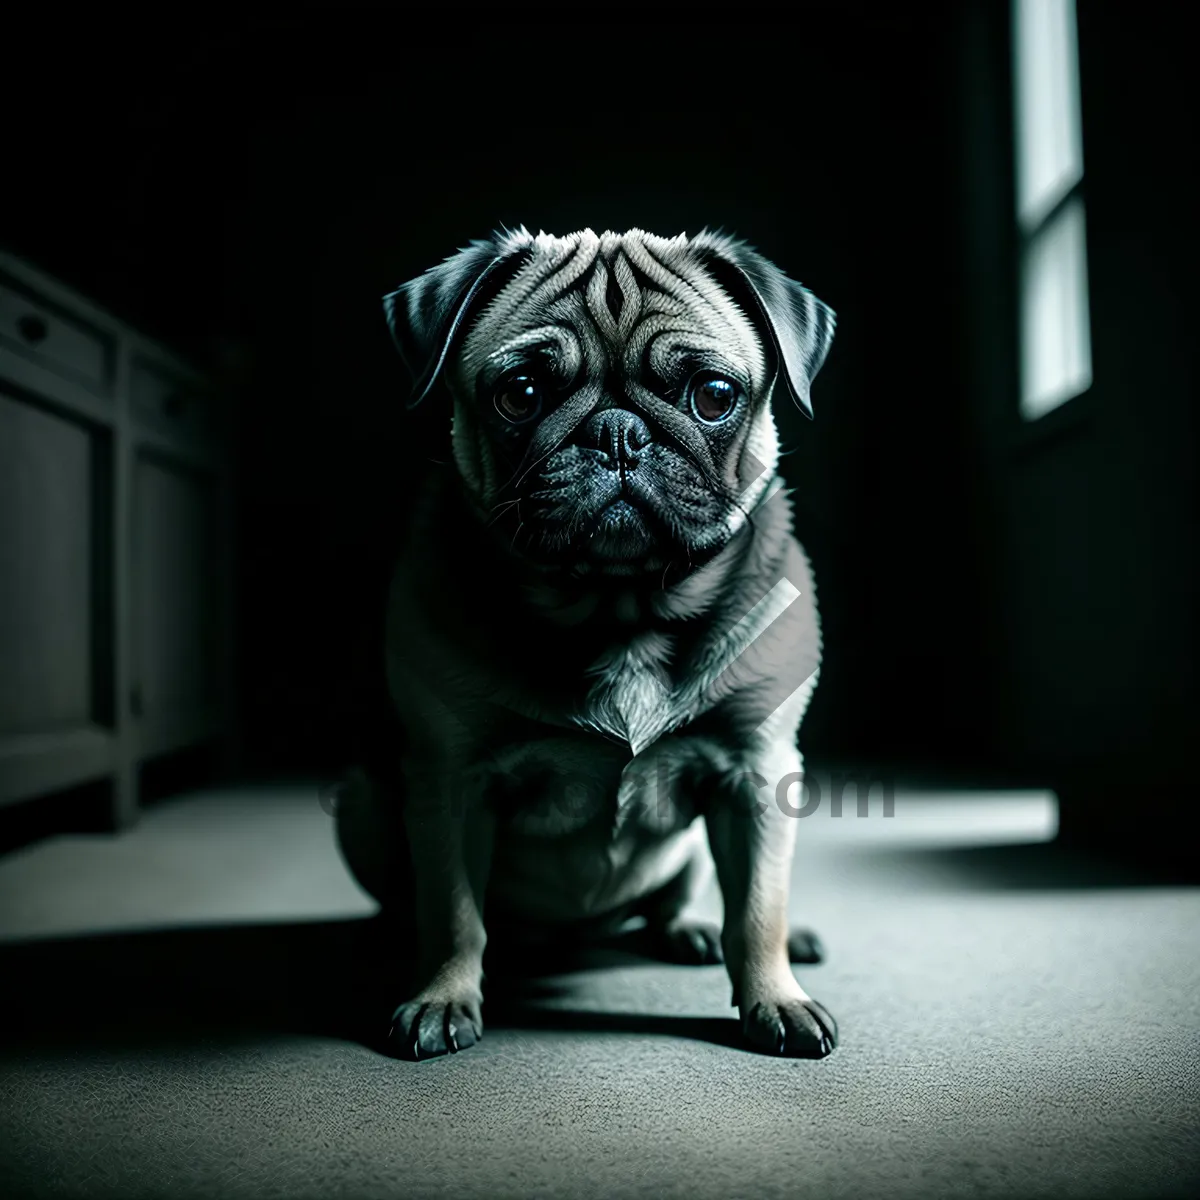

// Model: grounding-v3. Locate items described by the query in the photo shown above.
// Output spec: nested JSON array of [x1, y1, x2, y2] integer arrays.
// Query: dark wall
[[7, 8, 1031, 782], [957, 3, 1198, 853]]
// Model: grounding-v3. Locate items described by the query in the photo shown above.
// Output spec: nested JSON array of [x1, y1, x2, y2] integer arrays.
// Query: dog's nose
[[585, 409, 651, 469]]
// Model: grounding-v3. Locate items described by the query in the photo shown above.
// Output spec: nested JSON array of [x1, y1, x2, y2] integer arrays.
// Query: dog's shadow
[[0, 916, 747, 1057]]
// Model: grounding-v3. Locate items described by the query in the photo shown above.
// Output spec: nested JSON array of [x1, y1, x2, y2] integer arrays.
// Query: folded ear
[[383, 227, 535, 409], [690, 229, 836, 419]]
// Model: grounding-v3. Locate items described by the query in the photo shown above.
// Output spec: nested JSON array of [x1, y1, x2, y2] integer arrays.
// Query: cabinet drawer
[[0, 273, 114, 391], [130, 359, 210, 445]]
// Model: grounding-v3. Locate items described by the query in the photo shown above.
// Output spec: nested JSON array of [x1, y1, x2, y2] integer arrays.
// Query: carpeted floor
[[0, 784, 1196, 1200]]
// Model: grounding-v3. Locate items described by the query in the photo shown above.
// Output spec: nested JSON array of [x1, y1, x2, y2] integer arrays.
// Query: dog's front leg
[[385, 762, 493, 1061], [705, 755, 837, 1058]]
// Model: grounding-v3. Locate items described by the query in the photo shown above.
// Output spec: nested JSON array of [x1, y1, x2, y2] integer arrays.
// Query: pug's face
[[385, 228, 835, 579]]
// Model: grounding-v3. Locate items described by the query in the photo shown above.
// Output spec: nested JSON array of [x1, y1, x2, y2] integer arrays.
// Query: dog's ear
[[690, 229, 836, 419], [383, 227, 535, 409]]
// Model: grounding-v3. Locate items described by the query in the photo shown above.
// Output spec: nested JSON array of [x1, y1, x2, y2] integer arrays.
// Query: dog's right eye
[[493, 375, 545, 424]]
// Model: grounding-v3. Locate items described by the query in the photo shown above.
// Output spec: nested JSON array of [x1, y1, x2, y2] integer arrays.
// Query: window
[[1013, 0, 1092, 421]]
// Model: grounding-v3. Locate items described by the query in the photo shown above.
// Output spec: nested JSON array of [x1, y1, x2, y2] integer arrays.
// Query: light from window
[[1020, 196, 1092, 420], [1014, 0, 1084, 230], [1013, 0, 1092, 420]]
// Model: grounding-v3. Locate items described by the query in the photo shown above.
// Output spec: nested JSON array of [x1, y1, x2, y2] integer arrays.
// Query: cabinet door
[[131, 453, 218, 748], [0, 390, 105, 736]]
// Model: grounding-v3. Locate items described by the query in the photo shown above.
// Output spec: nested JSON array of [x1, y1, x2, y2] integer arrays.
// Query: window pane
[[1020, 195, 1092, 420], [1013, 0, 1084, 231]]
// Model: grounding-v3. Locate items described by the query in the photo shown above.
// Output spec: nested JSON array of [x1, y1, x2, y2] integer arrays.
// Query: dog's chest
[[487, 723, 705, 922], [490, 815, 705, 926], [494, 724, 696, 842], [488, 723, 699, 917], [571, 630, 689, 757]]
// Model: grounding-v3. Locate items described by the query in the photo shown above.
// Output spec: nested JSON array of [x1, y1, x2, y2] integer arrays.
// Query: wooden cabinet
[[0, 251, 234, 828]]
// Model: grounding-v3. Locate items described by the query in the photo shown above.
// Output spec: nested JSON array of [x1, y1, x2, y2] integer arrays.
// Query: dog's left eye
[[689, 374, 740, 424], [494, 375, 545, 424]]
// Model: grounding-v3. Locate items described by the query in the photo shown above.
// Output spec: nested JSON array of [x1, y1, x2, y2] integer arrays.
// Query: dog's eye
[[494, 375, 545, 424], [689, 374, 740, 424]]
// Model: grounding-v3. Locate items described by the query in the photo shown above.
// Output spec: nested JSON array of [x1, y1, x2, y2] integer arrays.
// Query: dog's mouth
[[503, 441, 734, 578], [586, 499, 659, 565], [507, 491, 673, 579]]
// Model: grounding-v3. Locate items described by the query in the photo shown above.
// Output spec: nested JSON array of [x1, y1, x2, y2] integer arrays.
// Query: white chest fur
[[571, 572, 805, 756], [576, 631, 676, 756]]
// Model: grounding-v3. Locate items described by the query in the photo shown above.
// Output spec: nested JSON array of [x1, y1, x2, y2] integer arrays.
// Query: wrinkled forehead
[[453, 228, 768, 396]]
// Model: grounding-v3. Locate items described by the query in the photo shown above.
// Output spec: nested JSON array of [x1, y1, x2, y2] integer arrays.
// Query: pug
[[336, 227, 838, 1060]]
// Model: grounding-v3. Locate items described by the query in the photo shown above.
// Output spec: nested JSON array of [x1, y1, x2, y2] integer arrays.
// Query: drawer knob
[[17, 314, 48, 345]]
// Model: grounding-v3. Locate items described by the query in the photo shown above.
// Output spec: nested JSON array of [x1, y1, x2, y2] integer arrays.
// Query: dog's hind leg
[[641, 840, 826, 965], [787, 927, 825, 964], [641, 838, 726, 965]]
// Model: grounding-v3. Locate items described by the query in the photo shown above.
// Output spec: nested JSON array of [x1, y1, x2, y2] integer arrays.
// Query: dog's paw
[[385, 996, 483, 1061], [653, 919, 725, 965], [787, 927, 826, 964], [739, 988, 837, 1058]]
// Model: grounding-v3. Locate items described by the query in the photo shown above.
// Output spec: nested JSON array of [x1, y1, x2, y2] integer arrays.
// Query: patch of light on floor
[[796, 788, 1059, 848], [0, 784, 1060, 943]]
